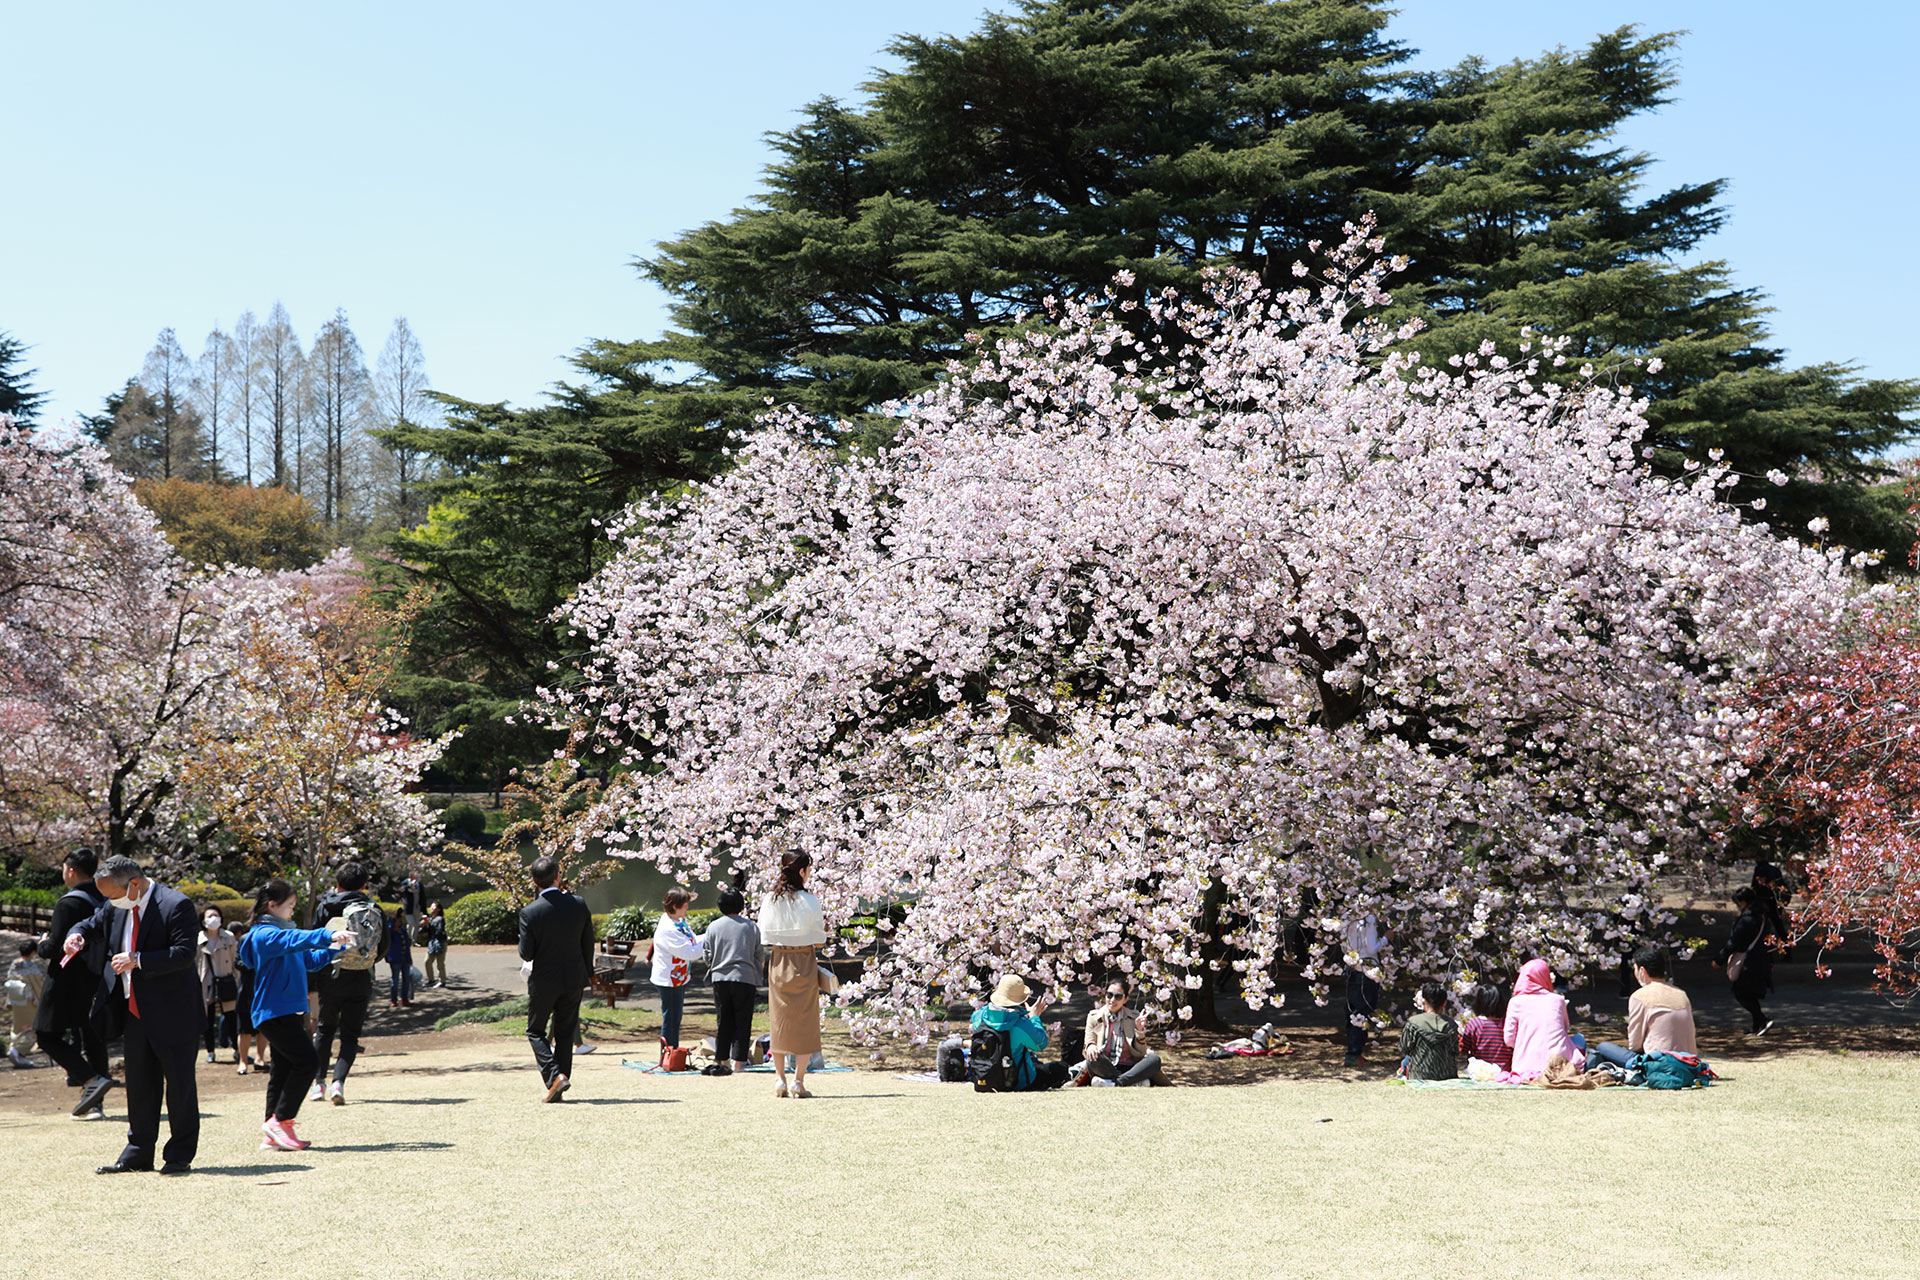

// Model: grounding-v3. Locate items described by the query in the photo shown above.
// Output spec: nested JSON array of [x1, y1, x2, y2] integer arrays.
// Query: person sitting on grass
[[1397, 983, 1459, 1081], [1503, 959, 1587, 1081], [1072, 979, 1166, 1087], [1456, 982, 1511, 1073], [970, 976, 1068, 1091], [1585, 944, 1697, 1071]]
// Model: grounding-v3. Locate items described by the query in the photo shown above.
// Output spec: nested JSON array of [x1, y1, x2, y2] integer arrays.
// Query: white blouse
[[758, 890, 828, 946]]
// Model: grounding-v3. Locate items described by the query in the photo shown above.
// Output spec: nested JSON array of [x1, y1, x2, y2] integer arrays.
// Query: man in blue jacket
[[62, 856, 203, 1175], [970, 975, 1069, 1091]]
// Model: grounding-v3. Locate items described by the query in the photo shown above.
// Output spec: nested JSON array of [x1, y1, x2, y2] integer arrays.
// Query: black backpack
[[969, 1021, 1016, 1092]]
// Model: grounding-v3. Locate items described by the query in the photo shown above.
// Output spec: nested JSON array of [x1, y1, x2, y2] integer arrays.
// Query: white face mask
[[106, 893, 133, 910], [204, 916, 221, 931]]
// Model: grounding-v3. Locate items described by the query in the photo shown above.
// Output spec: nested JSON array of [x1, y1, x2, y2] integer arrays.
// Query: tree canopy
[[386, 0, 1916, 782], [0, 332, 46, 427], [541, 234, 1858, 1028]]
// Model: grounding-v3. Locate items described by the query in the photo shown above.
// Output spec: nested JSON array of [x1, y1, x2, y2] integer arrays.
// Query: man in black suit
[[517, 855, 593, 1102], [62, 855, 202, 1174], [34, 846, 116, 1118]]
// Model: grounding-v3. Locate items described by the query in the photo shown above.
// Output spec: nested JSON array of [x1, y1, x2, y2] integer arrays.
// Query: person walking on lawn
[[518, 856, 594, 1103], [34, 846, 115, 1119], [309, 862, 380, 1105]]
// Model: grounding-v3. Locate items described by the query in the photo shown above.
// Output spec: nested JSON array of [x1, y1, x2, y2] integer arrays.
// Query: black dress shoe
[[95, 1161, 152, 1175], [159, 1163, 191, 1176]]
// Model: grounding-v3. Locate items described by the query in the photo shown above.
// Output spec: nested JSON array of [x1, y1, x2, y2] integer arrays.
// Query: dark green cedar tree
[[0, 331, 47, 427]]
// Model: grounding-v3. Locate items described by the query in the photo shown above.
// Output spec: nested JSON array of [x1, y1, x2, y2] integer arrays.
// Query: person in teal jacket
[[237, 880, 349, 1152], [969, 975, 1068, 1091]]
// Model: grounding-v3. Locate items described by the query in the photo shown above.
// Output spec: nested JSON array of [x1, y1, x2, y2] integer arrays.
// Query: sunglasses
[[1106, 991, 1127, 999]]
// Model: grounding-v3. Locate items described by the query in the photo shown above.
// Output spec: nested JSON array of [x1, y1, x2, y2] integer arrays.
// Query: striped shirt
[[1458, 1015, 1511, 1070]]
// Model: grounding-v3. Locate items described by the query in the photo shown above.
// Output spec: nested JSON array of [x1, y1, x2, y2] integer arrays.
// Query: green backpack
[[1641, 1051, 1715, 1090]]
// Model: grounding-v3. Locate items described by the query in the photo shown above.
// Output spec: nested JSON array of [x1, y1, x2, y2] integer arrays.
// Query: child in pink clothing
[[1502, 959, 1586, 1080]]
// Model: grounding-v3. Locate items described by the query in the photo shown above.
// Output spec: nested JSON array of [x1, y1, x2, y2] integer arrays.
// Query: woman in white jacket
[[650, 888, 705, 1064], [759, 852, 828, 1098]]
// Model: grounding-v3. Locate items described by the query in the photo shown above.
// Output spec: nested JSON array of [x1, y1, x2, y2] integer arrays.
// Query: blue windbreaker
[[238, 917, 337, 1024]]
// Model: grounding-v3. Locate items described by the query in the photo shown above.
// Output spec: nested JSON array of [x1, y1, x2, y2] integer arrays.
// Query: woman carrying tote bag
[[759, 852, 828, 1099]]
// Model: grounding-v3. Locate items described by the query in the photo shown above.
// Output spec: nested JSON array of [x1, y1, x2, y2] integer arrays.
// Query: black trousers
[[1345, 967, 1381, 1058], [42, 1012, 108, 1087], [713, 980, 757, 1062], [203, 1000, 235, 1053], [258, 1013, 318, 1122], [313, 968, 373, 1084], [526, 985, 581, 1086], [119, 1011, 199, 1169]]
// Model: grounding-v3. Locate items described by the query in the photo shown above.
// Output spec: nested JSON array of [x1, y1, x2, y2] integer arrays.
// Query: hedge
[[441, 801, 489, 845], [445, 890, 518, 944], [0, 887, 57, 908], [177, 879, 240, 901]]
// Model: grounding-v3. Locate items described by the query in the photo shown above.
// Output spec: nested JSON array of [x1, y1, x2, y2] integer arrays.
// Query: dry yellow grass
[[5, 1042, 1915, 1279]]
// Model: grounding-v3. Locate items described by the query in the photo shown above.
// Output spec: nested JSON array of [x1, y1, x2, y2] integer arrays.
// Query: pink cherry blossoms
[[0, 417, 444, 876], [545, 226, 1861, 1037]]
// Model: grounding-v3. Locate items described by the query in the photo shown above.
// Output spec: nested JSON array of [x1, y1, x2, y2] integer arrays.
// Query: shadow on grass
[[561, 1097, 677, 1106], [797, 1092, 908, 1100], [354, 1097, 470, 1106], [184, 1164, 315, 1176], [316, 1141, 454, 1153]]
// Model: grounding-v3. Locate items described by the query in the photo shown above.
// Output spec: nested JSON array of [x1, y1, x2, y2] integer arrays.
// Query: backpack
[[969, 1021, 1017, 1092], [1641, 1050, 1716, 1090], [326, 900, 385, 971], [60, 889, 109, 977], [936, 1035, 969, 1083]]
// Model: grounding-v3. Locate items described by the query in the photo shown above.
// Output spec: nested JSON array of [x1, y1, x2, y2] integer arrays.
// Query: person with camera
[[969, 975, 1068, 1091], [1072, 979, 1166, 1087]]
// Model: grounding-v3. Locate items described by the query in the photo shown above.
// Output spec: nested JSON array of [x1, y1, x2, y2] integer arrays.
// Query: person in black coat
[[1713, 885, 1776, 1035], [309, 862, 378, 1106], [34, 846, 115, 1116], [517, 855, 594, 1103], [62, 855, 203, 1174]]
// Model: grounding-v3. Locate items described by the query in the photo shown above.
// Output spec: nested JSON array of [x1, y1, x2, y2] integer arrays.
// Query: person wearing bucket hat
[[967, 975, 1069, 1091]]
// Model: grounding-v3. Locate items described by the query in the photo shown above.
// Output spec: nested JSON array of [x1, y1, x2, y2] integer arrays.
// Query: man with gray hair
[[62, 856, 202, 1174]]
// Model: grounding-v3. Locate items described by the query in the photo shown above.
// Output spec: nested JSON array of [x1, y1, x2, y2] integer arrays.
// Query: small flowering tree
[[0, 418, 446, 892], [434, 756, 617, 909], [543, 226, 1859, 1036], [1744, 573, 1920, 993], [181, 576, 450, 922], [0, 418, 248, 860]]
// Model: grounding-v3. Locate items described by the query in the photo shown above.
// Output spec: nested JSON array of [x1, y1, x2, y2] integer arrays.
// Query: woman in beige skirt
[[758, 852, 828, 1098]]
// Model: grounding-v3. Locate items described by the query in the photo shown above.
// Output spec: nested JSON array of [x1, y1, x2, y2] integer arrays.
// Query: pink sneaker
[[261, 1117, 309, 1151]]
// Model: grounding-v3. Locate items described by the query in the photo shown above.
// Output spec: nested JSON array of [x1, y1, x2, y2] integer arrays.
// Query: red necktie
[[127, 905, 140, 1018]]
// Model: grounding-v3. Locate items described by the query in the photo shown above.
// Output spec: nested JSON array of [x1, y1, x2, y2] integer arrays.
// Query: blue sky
[[10, 2, 1917, 435]]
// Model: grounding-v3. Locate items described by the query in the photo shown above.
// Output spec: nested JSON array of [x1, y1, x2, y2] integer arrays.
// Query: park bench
[[587, 937, 649, 1008]]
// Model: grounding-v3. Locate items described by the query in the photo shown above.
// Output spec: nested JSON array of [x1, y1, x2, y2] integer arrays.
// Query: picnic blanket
[[1397, 1076, 1534, 1091]]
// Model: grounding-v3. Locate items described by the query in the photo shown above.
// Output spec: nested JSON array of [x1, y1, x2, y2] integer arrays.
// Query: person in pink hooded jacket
[[1502, 959, 1587, 1080]]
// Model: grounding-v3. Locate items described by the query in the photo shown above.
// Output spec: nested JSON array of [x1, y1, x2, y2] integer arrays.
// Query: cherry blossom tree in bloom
[[0, 415, 237, 859], [1744, 575, 1920, 993], [0, 417, 444, 879], [544, 226, 1862, 1037]]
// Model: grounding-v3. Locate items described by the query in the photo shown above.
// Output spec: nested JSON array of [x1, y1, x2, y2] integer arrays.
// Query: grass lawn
[[3, 1039, 1914, 1279]]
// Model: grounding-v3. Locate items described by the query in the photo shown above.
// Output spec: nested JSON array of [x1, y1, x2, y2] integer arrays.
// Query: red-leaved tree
[[1745, 575, 1920, 993]]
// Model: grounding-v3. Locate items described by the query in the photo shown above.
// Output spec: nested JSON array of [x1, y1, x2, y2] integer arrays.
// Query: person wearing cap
[[968, 976, 1068, 1091]]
